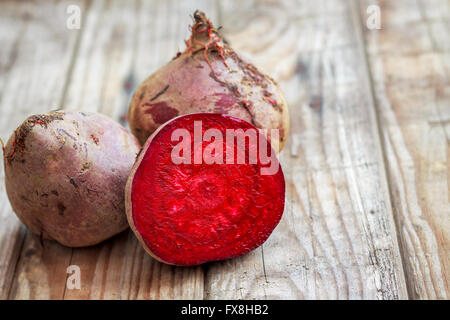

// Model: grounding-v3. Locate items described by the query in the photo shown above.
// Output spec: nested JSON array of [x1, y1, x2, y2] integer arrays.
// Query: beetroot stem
[[185, 10, 231, 76]]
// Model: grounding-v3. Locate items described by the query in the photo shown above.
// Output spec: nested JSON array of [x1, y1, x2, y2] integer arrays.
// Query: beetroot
[[128, 11, 289, 151], [3, 111, 140, 247], [125, 113, 285, 266]]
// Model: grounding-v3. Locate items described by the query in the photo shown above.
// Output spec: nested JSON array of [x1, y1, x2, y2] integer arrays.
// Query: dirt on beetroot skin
[[128, 11, 290, 150]]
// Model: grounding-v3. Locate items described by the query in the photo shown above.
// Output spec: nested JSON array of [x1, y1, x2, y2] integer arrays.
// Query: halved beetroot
[[125, 113, 285, 266]]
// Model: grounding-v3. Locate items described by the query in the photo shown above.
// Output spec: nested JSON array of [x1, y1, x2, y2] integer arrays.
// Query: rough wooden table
[[0, 0, 448, 300]]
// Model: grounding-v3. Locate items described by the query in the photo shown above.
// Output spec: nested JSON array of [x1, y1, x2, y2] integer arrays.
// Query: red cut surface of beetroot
[[127, 113, 285, 266]]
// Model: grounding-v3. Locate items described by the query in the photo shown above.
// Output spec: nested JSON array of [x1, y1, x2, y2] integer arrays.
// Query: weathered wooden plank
[[9, 0, 217, 300], [64, 0, 217, 300], [361, 0, 449, 299], [0, 0, 86, 299], [205, 0, 408, 299]]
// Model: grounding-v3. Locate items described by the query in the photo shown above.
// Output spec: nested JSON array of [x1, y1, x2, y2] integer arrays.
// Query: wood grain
[[2, 0, 448, 300], [8, 0, 217, 300], [0, 0, 86, 299], [205, 0, 408, 299], [361, 0, 449, 299]]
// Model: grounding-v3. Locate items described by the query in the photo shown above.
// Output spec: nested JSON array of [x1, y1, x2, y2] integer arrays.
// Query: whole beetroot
[[128, 11, 289, 150], [3, 111, 140, 247]]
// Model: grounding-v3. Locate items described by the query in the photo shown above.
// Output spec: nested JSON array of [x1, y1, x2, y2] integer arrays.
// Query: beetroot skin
[[3, 111, 140, 247], [125, 113, 285, 266], [128, 11, 289, 150]]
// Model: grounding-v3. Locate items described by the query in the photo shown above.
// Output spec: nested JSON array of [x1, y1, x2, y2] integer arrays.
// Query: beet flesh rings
[[127, 113, 285, 266]]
